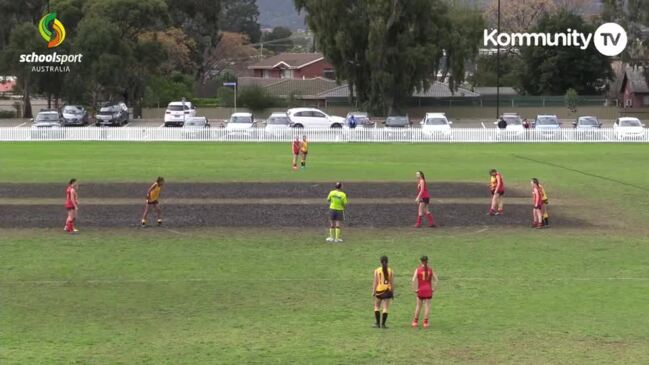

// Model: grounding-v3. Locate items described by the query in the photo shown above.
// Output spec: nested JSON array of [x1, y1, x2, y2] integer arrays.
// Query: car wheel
[[292, 124, 304, 128], [331, 123, 342, 129]]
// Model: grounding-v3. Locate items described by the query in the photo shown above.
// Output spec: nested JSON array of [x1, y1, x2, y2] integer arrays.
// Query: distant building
[[248, 53, 335, 80], [620, 66, 649, 108]]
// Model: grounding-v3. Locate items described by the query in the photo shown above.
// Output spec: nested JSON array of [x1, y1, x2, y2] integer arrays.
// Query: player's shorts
[[147, 200, 159, 205], [65, 205, 76, 211], [419, 197, 430, 204], [330, 209, 344, 221], [417, 289, 433, 300], [301, 151, 308, 155], [292, 150, 300, 155], [491, 190, 505, 196], [534, 204, 542, 209], [375, 291, 394, 300]]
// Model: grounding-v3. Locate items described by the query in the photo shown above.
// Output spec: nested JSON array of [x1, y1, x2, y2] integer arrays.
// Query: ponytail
[[68, 178, 77, 185], [380, 256, 389, 282]]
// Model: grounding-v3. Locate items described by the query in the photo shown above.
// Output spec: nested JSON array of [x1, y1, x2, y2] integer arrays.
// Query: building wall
[[622, 84, 649, 108], [250, 59, 334, 79]]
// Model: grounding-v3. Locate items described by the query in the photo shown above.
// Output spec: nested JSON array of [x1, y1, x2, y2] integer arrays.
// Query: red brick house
[[620, 66, 649, 108], [248, 53, 335, 80]]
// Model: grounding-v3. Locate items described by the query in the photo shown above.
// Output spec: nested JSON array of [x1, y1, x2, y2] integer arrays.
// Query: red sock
[[426, 213, 435, 226], [65, 219, 72, 232], [415, 215, 422, 227]]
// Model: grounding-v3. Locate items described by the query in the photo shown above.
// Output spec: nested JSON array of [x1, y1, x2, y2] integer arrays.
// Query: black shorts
[[301, 151, 308, 155], [147, 200, 159, 205], [419, 197, 430, 204], [329, 209, 344, 221], [375, 291, 394, 300]]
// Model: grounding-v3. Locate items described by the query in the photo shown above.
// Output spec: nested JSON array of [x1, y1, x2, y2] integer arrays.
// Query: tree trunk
[[23, 76, 32, 119]]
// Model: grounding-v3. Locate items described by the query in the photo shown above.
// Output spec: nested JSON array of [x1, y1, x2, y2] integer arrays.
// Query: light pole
[[496, 0, 501, 120]]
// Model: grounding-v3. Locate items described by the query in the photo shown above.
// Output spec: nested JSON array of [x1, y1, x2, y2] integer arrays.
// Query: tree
[[0, 23, 44, 118], [261, 27, 293, 53], [208, 32, 258, 76], [166, 0, 222, 82], [470, 53, 522, 87], [517, 11, 613, 95], [295, 0, 483, 115], [602, 0, 649, 82], [222, 0, 261, 43], [484, 0, 556, 33], [565, 88, 578, 112], [238, 85, 278, 112]]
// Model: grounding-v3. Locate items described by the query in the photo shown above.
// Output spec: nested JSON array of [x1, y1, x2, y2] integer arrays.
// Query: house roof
[[313, 82, 480, 99], [0, 80, 16, 93], [264, 77, 337, 97], [621, 66, 649, 94], [473, 87, 518, 96], [248, 53, 325, 70], [237, 77, 283, 88]]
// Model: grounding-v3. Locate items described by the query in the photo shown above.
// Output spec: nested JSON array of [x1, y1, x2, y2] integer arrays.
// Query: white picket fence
[[1, 127, 648, 142]]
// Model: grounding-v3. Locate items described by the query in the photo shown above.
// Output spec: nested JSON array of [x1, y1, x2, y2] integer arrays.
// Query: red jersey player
[[414, 171, 436, 228], [291, 136, 301, 170], [531, 178, 544, 229], [411, 256, 438, 328], [64, 178, 79, 233], [488, 169, 505, 215]]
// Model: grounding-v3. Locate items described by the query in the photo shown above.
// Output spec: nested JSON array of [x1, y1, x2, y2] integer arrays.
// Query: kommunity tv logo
[[484, 22, 628, 57], [20, 12, 83, 73]]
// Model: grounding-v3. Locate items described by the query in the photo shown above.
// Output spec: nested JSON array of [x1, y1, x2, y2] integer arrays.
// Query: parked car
[[384, 115, 411, 128], [614, 117, 645, 140], [181, 116, 210, 139], [495, 112, 525, 135], [31, 110, 63, 139], [265, 112, 291, 131], [286, 108, 346, 128], [345, 112, 374, 128], [573, 116, 602, 129], [225, 112, 255, 130], [61, 105, 89, 126], [421, 113, 452, 137], [95, 102, 129, 126], [164, 101, 196, 127], [533, 114, 561, 138]]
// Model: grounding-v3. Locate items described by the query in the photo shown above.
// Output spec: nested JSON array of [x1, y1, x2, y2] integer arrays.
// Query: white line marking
[[14, 122, 26, 128]]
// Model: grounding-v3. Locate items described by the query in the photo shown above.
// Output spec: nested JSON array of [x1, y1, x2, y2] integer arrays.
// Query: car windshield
[[98, 107, 117, 115], [578, 117, 598, 126], [620, 119, 641, 127], [536, 117, 558, 125], [63, 106, 82, 114], [425, 118, 447, 125], [267, 117, 289, 125], [230, 116, 252, 123], [36, 113, 59, 121], [387, 117, 407, 124], [503, 116, 521, 125], [168, 105, 186, 111]]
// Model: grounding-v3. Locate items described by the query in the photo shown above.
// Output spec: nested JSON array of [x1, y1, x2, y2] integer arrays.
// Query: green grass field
[[2, 142, 649, 364]]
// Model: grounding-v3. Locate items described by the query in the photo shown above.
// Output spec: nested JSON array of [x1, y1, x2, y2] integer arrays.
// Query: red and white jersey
[[292, 140, 301, 154], [415, 265, 434, 297], [532, 185, 543, 206]]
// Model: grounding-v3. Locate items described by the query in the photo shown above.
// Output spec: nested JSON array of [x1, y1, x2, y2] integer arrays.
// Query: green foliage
[[143, 72, 194, 107], [261, 26, 293, 53], [517, 11, 613, 95], [295, 0, 483, 115], [221, 0, 262, 43], [217, 87, 235, 107], [0, 110, 15, 118], [470, 53, 522, 87], [238, 85, 279, 112], [565, 88, 579, 112], [191, 97, 219, 107]]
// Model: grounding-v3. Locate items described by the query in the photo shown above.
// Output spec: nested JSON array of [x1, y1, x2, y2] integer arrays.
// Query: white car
[[225, 112, 255, 130], [534, 114, 561, 138], [421, 113, 452, 137], [264, 112, 291, 131], [182, 117, 210, 139], [164, 101, 196, 127], [286, 108, 346, 128], [495, 113, 525, 136], [614, 117, 646, 140]]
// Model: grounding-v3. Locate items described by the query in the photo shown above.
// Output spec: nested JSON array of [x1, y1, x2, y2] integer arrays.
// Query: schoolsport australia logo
[[19, 12, 82, 73], [484, 22, 628, 57], [38, 12, 66, 48]]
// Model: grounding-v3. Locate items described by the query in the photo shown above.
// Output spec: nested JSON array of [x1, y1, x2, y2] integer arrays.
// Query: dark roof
[[622, 67, 649, 93], [313, 82, 479, 99], [263, 78, 338, 97], [473, 87, 518, 96], [248, 53, 325, 70], [237, 77, 283, 88]]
